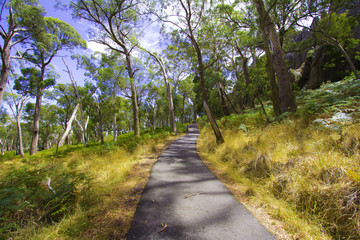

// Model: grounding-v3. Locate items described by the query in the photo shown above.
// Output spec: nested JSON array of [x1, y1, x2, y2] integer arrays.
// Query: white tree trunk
[[58, 103, 79, 147]]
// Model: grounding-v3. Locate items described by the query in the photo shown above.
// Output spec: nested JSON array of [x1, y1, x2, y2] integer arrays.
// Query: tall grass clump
[[197, 77, 360, 239]]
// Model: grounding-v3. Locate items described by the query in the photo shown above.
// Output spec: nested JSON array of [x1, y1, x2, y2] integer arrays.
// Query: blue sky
[[35, 0, 161, 86]]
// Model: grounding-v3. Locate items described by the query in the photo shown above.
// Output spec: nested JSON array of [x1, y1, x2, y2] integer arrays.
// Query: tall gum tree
[[71, 0, 141, 136], [154, 0, 224, 144], [18, 17, 86, 155], [216, 1, 281, 116], [0, 0, 44, 107], [4, 83, 30, 157], [254, 0, 297, 113], [141, 49, 176, 134]]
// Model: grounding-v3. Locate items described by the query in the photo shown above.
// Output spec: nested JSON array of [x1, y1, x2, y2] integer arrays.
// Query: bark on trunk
[[255, 0, 297, 113], [217, 82, 230, 116], [0, 8, 15, 107], [30, 86, 44, 155], [98, 104, 104, 144], [192, 38, 224, 143], [112, 86, 117, 141], [58, 103, 79, 147], [16, 116, 25, 157], [268, 24, 297, 113], [255, 0, 281, 117], [0, 44, 10, 107], [236, 48, 254, 108], [125, 51, 140, 136], [181, 93, 186, 124]]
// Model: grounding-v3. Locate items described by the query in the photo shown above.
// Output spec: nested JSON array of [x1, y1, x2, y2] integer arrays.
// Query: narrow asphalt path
[[126, 124, 276, 240]]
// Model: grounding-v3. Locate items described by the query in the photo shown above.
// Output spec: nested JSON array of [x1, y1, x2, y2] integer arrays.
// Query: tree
[[4, 83, 30, 157], [71, 0, 142, 136], [254, 0, 297, 113], [46, 83, 78, 146], [303, 11, 360, 79], [63, 59, 97, 147], [18, 17, 86, 154], [216, 1, 281, 115], [142, 49, 177, 134], [155, 0, 224, 143], [0, 0, 44, 107]]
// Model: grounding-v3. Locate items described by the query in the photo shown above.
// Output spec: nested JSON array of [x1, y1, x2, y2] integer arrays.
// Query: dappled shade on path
[[126, 124, 276, 240]]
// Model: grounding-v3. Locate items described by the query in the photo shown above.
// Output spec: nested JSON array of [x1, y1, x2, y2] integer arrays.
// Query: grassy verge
[[197, 77, 360, 239], [0, 126, 185, 239]]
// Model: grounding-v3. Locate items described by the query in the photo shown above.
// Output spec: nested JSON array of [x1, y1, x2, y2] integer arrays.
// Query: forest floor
[[126, 124, 276, 240]]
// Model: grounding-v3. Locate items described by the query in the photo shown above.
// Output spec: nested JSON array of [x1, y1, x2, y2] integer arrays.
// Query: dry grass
[[197, 122, 360, 239], [8, 135, 182, 240]]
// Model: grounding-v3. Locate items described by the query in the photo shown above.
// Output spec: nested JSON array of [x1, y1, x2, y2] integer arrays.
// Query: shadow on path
[[126, 124, 276, 240]]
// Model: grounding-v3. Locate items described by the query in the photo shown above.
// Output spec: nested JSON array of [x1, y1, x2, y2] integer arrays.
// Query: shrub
[[0, 163, 91, 238]]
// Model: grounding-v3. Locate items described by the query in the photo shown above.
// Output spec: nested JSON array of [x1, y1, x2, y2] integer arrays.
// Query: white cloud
[[87, 41, 108, 53]]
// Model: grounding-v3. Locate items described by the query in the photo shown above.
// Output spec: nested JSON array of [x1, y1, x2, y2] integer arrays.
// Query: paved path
[[126, 124, 276, 240]]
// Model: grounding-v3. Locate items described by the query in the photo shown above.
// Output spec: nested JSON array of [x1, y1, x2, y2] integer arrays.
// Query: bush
[[0, 163, 91, 238]]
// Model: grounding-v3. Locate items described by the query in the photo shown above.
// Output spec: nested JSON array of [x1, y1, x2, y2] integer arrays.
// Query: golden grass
[[197, 122, 360, 239], [8, 135, 183, 240]]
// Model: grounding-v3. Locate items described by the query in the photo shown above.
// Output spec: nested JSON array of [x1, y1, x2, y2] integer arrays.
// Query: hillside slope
[[197, 76, 360, 239]]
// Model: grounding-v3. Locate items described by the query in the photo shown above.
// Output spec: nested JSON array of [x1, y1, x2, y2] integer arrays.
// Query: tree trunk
[[255, 0, 281, 116], [45, 127, 50, 150], [98, 104, 104, 144], [125, 51, 140, 136], [30, 86, 44, 155], [16, 116, 25, 157], [0, 44, 11, 107], [337, 43, 360, 79], [255, 0, 297, 113], [217, 82, 230, 116], [191, 38, 224, 143], [236, 48, 254, 108], [153, 104, 156, 129], [146, 51, 177, 134], [58, 103, 79, 147], [112, 86, 117, 141], [181, 93, 186, 124], [268, 23, 297, 113]]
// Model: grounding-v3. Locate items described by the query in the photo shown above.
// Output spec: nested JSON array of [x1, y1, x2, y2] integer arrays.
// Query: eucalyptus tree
[[71, 0, 143, 136], [4, 83, 30, 157], [63, 59, 90, 147], [0, 0, 44, 107], [154, 0, 224, 143], [253, 0, 297, 113], [178, 75, 196, 123], [46, 83, 78, 146], [73, 52, 126, 142], [141, 48, 177, 134], [216, 1, 281, 116], [17, 17, 86, 154], [98, 53, 125, 141], [39, 103, 60, 149], [297, 5, 360, 79]]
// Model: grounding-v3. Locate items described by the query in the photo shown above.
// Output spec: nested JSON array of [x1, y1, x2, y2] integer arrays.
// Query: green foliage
[[296, 76, 360, 123], [14, 67, 55, 97], [0, 163, 91, 238]]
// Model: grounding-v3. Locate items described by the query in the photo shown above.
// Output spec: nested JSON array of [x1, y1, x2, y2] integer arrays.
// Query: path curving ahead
[[126, 124, 276, 240]]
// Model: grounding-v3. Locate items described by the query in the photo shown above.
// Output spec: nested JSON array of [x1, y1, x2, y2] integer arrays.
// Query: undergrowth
[[0, 125, 186, 239], [197, 77, 360, 239]]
